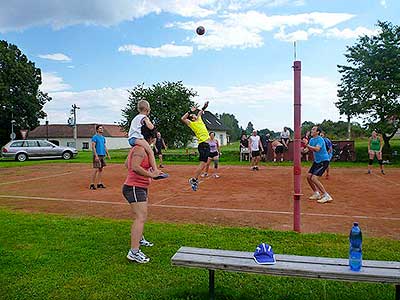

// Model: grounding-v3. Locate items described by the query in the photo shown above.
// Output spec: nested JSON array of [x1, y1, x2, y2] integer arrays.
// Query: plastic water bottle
[[349, 222, 362, 271]]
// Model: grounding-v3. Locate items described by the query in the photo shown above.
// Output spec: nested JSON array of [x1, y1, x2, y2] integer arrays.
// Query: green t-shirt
[[370, 138, 381, 151]]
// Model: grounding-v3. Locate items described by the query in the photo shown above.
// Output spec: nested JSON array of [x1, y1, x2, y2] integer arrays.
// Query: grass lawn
[[0, 208, 399, 300]]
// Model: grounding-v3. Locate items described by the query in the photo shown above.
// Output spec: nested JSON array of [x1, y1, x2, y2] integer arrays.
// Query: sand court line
[[0, 194, 399, 221], [0, 172, 73, 186]]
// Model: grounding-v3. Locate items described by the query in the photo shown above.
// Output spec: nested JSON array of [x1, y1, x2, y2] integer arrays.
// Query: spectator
[[240, 133, 249, 161], [271, 139, 284, 162], [261, 133, 271, 162], [280, 126, 291, 150]]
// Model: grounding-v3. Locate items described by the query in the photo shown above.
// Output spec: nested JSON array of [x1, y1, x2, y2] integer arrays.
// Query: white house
[[28, 124, 128, 150]]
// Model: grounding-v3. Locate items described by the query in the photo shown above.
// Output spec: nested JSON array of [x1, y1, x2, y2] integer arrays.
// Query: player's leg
[[377, 151, 384, 174], [368, 150, 374, 174], [136, 138, 159, 172]]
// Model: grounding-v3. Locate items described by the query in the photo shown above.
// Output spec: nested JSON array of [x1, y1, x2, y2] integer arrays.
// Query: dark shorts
[[309, 161, 330, 177], [209, 151, 219, 159], [198, 142, 210, 163], [154, 147, 162, 155], [122, 185, 148, 203], [93, 155, 106, 169], [251, 150, 260, 157], [275, 145, 284, 154]]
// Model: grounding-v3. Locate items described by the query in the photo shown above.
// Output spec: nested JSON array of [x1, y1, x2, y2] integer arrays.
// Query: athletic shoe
[[273, 158, 277, 162], [309, 192, 321, 200], [214, 174, 220, 178], [153, 173, 169, 180], [140, 237, 154, 247], [97, 183, 106, 188], [89, 184, 96, 190], [200, 173, 208, 178], [381, 170, 385, 175], [189, 178, 198, 191], [280, 158, 284, 162], [255, 166, 259, 171], [127, 249, 150, 263], [317, 194, 333, 203]]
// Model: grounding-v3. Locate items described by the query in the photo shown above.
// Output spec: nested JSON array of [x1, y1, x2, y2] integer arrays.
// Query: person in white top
[[248, 130, 264, 171], [280, 126, 291, 150], [128, 100, 159, 173]]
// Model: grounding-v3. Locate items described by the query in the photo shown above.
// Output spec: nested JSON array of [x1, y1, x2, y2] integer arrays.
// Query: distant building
[[28, 124, 127, 150], [188, 111, 230, 147]]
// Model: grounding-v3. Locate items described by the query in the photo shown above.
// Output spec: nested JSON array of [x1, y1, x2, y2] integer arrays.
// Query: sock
[[130, 248, 139, 254]]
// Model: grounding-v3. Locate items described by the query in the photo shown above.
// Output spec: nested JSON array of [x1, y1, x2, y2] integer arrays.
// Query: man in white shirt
[[248, 130, 264, 171]]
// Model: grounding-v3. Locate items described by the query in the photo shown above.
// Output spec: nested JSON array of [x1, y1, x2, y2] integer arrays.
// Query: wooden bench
[[171, 247, 400, 300]]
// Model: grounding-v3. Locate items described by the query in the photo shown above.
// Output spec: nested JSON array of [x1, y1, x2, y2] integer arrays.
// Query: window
[[82, 142, 89, 150], [220, 134, 224, 145], [25, 141, 39, 147], [38, 140, 52, 147], [67, 142, 76, 148], [10, 141, 24, 147]]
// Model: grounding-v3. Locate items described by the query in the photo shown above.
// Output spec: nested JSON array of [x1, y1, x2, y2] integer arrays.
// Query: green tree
[[121, 81, 197, 147], [245, 122, 254, 135], [336, 21, 400, 152], [219, 113, 241, 141], [0, 40, 50, 146]]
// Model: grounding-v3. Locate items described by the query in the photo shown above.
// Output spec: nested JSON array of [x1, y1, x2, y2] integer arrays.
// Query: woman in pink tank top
[[123, 128, 162, 264]]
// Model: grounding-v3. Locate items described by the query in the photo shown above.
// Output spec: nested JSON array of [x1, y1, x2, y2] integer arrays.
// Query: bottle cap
[[353, 222, 359, 226]]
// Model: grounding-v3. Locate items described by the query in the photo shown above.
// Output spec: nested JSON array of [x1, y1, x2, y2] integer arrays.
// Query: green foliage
[[245, 121, 254, 135], [336, 21, 400, 150], [120, 81, 197, 147], [0, 208, 399, 300], [301, 120, 367, 140], [218, 113, 241, 141], [0, 40, 50, 146]]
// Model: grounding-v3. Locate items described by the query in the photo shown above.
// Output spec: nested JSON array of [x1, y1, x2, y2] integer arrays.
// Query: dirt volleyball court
[[0, 163, 399, 239]]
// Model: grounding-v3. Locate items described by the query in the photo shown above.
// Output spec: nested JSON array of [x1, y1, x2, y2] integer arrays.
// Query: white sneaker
[[200, 173, 208, 178], [317, 194, 333, 203], [127, 249, 150, 263], [309, 192, 321, 200], [140, 236, 153, 247], [214, 174, 220, 178]]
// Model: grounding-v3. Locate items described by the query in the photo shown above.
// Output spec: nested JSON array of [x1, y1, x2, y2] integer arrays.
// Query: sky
[[0, 0, 398, 131]]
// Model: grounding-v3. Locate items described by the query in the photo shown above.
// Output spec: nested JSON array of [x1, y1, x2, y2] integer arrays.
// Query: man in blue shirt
[[90, 125, 111, 190], [305, 126, 333, 203]]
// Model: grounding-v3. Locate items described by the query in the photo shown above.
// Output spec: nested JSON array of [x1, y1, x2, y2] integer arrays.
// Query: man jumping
[[181, 101, 210, 191]]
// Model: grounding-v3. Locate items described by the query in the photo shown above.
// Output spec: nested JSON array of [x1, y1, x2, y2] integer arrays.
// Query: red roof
[[28, 124, 127, 138]]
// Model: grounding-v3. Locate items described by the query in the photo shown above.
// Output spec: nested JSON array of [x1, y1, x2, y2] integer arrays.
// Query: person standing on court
[[154, 131, 167, 168], [181, 101, 210, 191], [90, 125, 111, 190], [305, 126, 333, 204], [280, 126, 291, 150], [123, 127, 162, 264], [367, 130, 385, 175], [202, 131, 221, 178], [249, 129, 264, 171]]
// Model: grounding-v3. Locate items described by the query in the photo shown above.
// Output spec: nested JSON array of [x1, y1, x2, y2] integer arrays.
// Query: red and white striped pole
[[293, 60, 302, 232]]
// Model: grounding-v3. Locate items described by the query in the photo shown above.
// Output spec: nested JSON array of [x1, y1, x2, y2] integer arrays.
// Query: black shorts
[[275, 145, 284, 154], [122, 185, 148, 203], [198, 142, 210, 163], [251, 150, 260, 157], [93, 155, 106, 169], [209, 151, 219, 159], [154, 147, 162, 155], [309, 161, 330, 177]]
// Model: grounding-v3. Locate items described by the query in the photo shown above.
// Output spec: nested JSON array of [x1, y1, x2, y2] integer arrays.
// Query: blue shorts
[[128, 137, 137, 147]]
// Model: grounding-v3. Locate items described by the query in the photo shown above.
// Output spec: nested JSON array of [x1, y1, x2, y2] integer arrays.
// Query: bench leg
[[396, 285, 399, 300], [209, 269, 215, 300]]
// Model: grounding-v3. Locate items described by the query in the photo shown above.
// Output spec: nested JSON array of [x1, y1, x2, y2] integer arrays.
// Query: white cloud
[[41, 73, 71, 93], [170, 11, 354, 50], [118, 43, 193, 57], [0, 0, 217, 32], [38, 53, 72, 61], [43, 88, 130, 124], [380, 0, 387, 8], [325, 26, 379, 39]]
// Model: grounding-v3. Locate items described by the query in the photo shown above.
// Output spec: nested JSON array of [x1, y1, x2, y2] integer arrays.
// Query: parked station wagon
[[1, 140, 78, 162]]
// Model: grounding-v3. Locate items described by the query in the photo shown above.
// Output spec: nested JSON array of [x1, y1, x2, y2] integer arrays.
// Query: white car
[[1, 140, 78, 162]]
